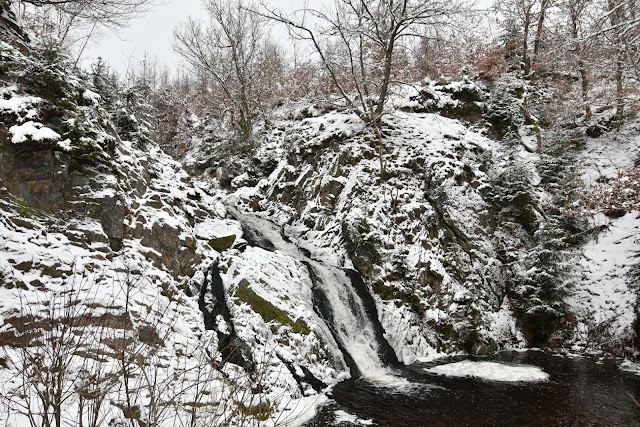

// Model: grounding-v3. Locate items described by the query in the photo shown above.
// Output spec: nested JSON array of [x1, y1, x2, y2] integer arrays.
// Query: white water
[[425, 360, 549, 382], [228, 207, 397, 383], [307, 261, 393, 381]]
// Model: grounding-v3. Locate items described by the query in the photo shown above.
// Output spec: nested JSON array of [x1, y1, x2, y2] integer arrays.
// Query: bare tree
[[260, 0, 466, 176], [0, 273, 118, 427], [496, 0, 557, 76], [7, 0, 157, 28], [174, 0, 279, 141], [562, 0, 594, 120], [595, 0, 640, 122]]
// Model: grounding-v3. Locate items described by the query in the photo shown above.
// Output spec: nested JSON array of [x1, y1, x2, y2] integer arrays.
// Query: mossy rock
[[235, 400, 271, 421], [9, 195, 44, 218], [234, 280, 310, 335], [372, 280, 426, 317], [449, 86, 485, 103], [372, 280, 396, 300], [209, 234, 237, 251]]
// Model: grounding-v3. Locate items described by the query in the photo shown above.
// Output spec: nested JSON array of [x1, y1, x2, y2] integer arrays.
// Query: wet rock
[[0, 143, 67, 212], [137, 220, 200, 278], [100, 197, 125, 251], [319, 178, 345, 208], [472, 337, 498, 355], [200, 263, 255, 370]]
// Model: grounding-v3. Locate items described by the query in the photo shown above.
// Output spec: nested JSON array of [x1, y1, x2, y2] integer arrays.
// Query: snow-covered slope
[[0, 40, 331, 427], [198, 78, 640, 360], [566, 126, 640, 353], [225, 95, 528, 361]]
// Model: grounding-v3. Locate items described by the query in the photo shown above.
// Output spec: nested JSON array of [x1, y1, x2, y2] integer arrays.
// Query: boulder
[[208, 234, 236, 251]]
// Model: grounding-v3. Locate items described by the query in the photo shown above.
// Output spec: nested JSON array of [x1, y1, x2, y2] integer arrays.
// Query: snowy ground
[[567, 212, 639, 351], [425, 360, 549, 382], [566, 123, 640, 353]]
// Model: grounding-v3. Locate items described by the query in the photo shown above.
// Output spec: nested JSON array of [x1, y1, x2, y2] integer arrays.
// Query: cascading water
[[227, 207, 399, 381], [305, 261, 398, 380]]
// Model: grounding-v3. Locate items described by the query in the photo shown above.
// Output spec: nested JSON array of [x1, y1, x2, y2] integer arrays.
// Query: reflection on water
[[305, 351, 640, 426]]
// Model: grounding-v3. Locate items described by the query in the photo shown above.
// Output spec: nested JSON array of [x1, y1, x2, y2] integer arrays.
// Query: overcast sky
[[82, 0, 203, 74], [82, 0, 324, 75], [82, 0, 489, 76]]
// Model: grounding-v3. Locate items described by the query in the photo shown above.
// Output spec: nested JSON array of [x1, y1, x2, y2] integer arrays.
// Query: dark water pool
[[304, 351, 640, 426]]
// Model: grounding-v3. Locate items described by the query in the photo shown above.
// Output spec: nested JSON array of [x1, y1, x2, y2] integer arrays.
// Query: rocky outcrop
[[222, 107, 519, 359], [0, 0, 29, 47]]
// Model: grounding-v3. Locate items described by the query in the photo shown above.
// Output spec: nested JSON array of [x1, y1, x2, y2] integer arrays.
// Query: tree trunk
[[615, 51, 624, 122], [571, 10, 591, 121], [522, 7, 532, 76], [531, 0, 549, 71], [608, 0, 625, 122], [374, 30, 397, 118], [523, 94, 542, 152], [579, 64, 592, 120]]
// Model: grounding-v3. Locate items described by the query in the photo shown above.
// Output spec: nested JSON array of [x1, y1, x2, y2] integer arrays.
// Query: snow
[[82, 89, 101, 105], [225, 92, 511, 365], [425, 360, 549, 382], [620, 359, 640, 376], [57, 139, 72, 150], [334, 410, 374, 425], [9, 121, 60, 143], [567, 209, 640, 349], [220, 213, 348, 383], [277, 394, 330, 427], [485, 297, 528, 349], [0, 86, 40, 118], [194, 218, 242, 241]]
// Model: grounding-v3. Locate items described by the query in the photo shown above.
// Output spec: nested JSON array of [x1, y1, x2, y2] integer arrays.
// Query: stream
[[305, 350, 640, 426]]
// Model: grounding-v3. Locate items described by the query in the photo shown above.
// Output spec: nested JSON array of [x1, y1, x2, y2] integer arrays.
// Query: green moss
[[234, 280, 310, 335], [10, 195, 42, 217], [235, 400, 271, 421], [209, 235, 236, 251]]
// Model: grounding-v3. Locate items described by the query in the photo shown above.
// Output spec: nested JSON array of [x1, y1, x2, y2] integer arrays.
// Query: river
[[305, 350, 640, 426]]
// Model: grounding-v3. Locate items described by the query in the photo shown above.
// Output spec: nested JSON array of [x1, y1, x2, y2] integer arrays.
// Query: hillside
[[1, 23, 639, 427]]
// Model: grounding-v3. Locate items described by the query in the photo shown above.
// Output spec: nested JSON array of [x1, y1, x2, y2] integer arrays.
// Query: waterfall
[[228, 207, 399, 381], [306, 261, 398, 380]]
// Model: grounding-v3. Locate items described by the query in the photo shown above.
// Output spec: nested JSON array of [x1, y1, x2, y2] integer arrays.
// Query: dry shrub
[[472, 43, 509, 81], [569, 166, 640, 216]]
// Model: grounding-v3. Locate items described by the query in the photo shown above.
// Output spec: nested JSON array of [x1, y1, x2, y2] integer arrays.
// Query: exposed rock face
[[0, 0, 29, 47], [222, 107, 517, 360], [0, 141, 67, 211], [341, 219, 382, 281]]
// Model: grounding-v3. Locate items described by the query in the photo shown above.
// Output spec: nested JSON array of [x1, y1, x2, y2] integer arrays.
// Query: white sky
[[82, 0, 324, 75]]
